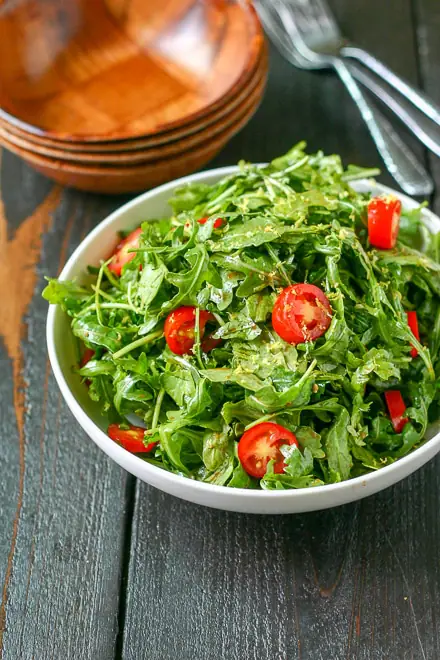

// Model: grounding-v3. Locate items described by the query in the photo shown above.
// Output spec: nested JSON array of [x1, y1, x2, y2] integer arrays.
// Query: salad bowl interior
[[47, 167, 440, 514]]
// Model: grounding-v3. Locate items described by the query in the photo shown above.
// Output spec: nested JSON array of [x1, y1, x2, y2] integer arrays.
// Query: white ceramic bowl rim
[[46, 165, 440, 506]]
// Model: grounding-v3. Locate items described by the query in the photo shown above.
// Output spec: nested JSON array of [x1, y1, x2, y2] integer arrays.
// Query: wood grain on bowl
[[0, 87, 266, 192], [0, 0, 263, 141], [0, 46, 267, 153], [0, 55, 268, 165]]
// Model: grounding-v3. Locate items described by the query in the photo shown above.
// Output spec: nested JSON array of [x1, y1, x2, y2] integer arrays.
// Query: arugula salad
[[44, 143, 440, 490]]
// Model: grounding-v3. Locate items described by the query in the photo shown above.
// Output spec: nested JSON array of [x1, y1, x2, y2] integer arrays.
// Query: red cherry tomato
[[384, 391, 409, 433], [80, 347, 95, 368], [200, 333, 222, 353], [108, 424, 156, 453], [272, 283, 332, 344], [79, 347, 95, 387], [238, 422, 298, 479], [406, 311, 420, 358], [198, 215, 224, 229], [108, 227, 142, 276], [164, 306, 220, 355], [368, 196, 402, 249]]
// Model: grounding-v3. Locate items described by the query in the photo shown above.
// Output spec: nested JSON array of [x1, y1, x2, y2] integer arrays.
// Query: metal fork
[[256, 0, 433, 196], [297, 0, 440, 128], [278, 0, 440, 156]]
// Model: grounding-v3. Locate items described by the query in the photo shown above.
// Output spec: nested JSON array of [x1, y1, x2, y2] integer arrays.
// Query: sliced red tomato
[[368, 196, 402, 249], [200, 333, 222, 353], [80, 347, 95, 368], [108, 227, 142, 276], [108, 424, 156, 453], [164, 306, 220, 355], [384, 391, 409, 433], [272, 283, 332, 344], [198, 215, 224, 229], [406, 310, 420, 358], [238, 422, 298, 479]]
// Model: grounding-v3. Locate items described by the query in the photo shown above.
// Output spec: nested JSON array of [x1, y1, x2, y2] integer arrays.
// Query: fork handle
[[333, 59, 433, 196], [341, 45, 440, 128], [347, 61, 440, 159]]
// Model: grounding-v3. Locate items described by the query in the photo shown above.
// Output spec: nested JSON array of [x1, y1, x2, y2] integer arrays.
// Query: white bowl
[[46, 166, 440, 514]]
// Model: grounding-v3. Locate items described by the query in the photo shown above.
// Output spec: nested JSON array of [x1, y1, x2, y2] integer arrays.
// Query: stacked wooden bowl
[[0, 0, 267, 194]]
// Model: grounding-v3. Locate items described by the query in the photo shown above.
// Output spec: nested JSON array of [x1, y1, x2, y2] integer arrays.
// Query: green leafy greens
[[43, 143, 440, 489]]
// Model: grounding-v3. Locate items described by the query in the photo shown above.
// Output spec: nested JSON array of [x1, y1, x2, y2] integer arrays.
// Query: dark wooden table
[[1, 1, 440, 658]]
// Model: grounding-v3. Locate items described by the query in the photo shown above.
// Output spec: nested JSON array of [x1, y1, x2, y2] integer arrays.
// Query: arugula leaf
[[137, 258, 167, 310], [72, 318, 123, 352], [202, 424, 230, 471], [43, 278, 91, 314], [209, 216, 286, 252], [351, 348, 401, 392], [213, 311, 261, 341], [324, 407, 352, 482], [295, 426, 325, 458], [162, 245, 221, 312]]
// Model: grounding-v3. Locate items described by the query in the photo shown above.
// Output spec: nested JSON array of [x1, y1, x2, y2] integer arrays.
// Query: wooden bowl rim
[[0, 52, 268, 157], [1, 81, 265, 177], [0, 2, 264, 143], [0, 66, 267, 165]]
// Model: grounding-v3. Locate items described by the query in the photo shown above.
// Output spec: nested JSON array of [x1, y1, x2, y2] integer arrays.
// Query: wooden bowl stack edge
[[0, 0, 268, 193]]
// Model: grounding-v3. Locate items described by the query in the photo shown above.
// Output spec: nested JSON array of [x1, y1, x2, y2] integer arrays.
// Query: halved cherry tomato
[[80, 347, 95, 368], [79, 347, 95, 387], [198, 215, 224, 229], [108, 227, 142, 276], [368, 196, 402, 249], [272, 283, 332, 344], [406, 310, 420, 358], [384, 391, 409, 433], [199, 333, 222, 353], [108, 424, 156, 453], [238, 422, 298, 479], [164, 306, 220, 355]]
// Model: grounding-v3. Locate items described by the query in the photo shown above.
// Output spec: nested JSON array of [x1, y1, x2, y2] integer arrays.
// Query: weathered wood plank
[[121, 461, 440, 660], [0, 149, 131, 660], [121, 2, 440, 659], [1, 0, 439, 657]]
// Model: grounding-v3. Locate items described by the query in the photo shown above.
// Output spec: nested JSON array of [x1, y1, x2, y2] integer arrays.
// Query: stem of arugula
[[212, 312, 225, 327], [193, 307, 204, 370], [266, 244, 290, 286], [95, 261, 108, 326], [244, 414, 280, 430], [272, 155, 309, 177], [152, 389, 165, 431], [206, 183, 237, 213], [126, 281, 142, 314], [103, 265, 122, 289], [112, 330, 163, 359], [77, 302, 137, 317], [167, 354, 200, 380], [91, 286, 114, 302]]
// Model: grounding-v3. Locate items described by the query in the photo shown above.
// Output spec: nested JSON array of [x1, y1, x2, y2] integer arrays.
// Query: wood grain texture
[[0, 79, 265, 194], [1, 0, 440, 659], [0, 46, 267, 155], [122, 464, 440, 660], [120, 2, 440, 659], [0, 56, 267, 193], [0, 0, 262, 141], [0, 150, 131, 659], [0, 53, 267, 165]]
